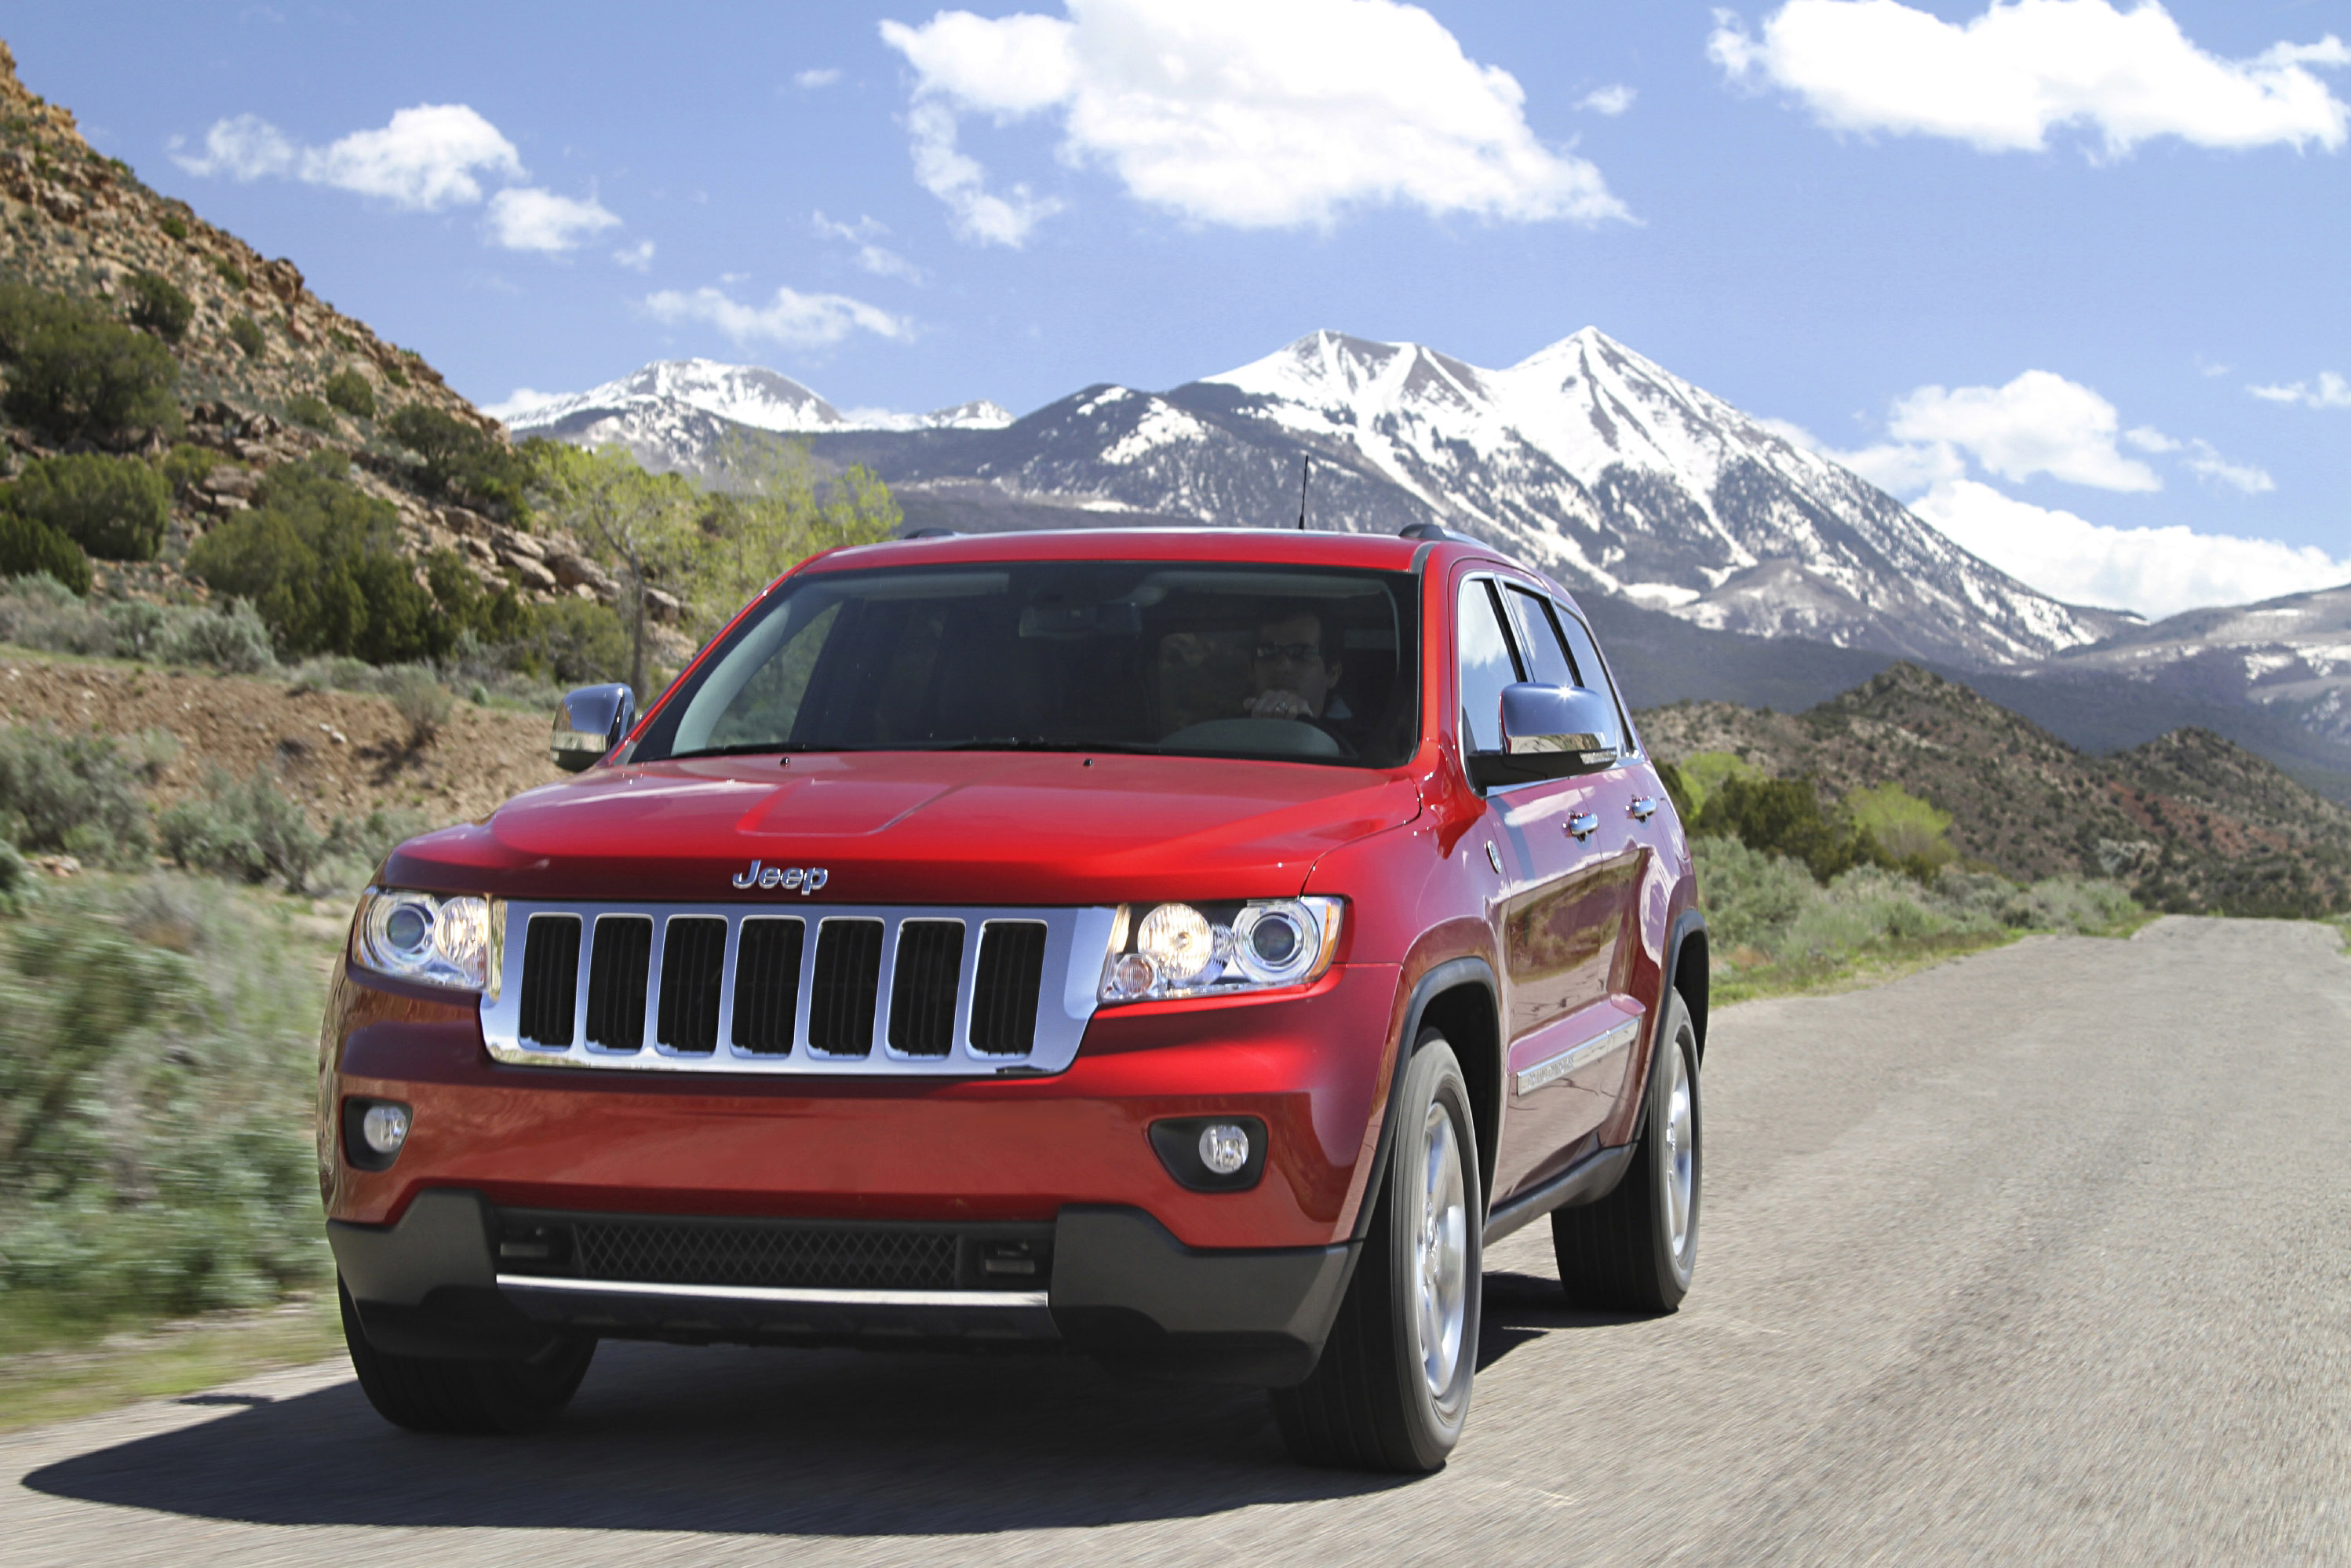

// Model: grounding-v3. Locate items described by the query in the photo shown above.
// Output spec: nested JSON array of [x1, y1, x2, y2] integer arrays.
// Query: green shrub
[[381, 360, 408, 388], [1694, 773, 1883, 884], [318, 805, 429, 887], [1674, 750, 1765, 820], [1692, 835, 1817, 954], [322, 367, 375, 419], [159, 213, 189, 242], [386, 668, 453, 750], [159, 442, 221, 500], [124, 272, 194, 343], [1845, 782, 1956, 874], [0, 571, 110, 651], [5, 452, 171, 560], [0, 839, 32, 913], [0, 281, 79, 361], [162, 597, 274, 673], [0, 876, 330, 1320], [1, 308, 181, 447], [285, 392, 334, 431], [385, 404, 529, 515], [228, 314, 265, 359], [157, 767, 320, 888], [210, 257, 246, 293], [183, 454, 453, 664], [0, 724, 160, 866], [0, 513, 89, 596], [503, 594, 630, 685]]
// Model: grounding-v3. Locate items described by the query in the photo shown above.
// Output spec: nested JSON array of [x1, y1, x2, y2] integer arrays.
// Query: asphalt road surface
[[6, 917, 2347, 1566]]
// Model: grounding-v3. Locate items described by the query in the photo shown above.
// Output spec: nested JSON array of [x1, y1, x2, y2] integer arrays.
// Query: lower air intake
[[572, 1220, 960, 1292]]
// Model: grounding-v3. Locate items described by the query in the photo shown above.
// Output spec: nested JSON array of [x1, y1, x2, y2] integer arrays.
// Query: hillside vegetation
[[1639, 662, 2351, 918]]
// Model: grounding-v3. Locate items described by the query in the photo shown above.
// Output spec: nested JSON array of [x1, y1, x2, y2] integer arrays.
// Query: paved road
[[6, 917, 2348, 1566]]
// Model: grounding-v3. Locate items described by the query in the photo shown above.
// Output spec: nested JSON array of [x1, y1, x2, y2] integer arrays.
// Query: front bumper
[[332, 1189, 1356, 1387]]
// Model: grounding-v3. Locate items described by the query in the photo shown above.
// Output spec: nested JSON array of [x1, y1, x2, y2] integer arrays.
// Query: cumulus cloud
[[2182, 441, 2273, 494], [2250, 371, 2351, 409], [794, 67, 844, 89], [1912, 479, 2346, 617], [1709, 0, 2350, 155], [643, 285, 913, 349], [484, 187, 622, 252], [169, 113, 298, 181], [611, 238, 657, 272], [483, 388, 567, 422], [813, 211, 926, 283], [1886, 370, 2160, 490], [1577, 85, 1638, 115], [877, 0, 1625, 245]]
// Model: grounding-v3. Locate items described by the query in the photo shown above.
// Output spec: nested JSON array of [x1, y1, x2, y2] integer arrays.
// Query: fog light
[[359, 1103, 410, 1156], [1197, 1122, 1250, 1176], [1109, 952, 1157, 998]]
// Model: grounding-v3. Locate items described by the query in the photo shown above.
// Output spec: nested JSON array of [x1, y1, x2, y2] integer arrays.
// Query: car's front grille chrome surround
[[480, 900, 1116, 1076]]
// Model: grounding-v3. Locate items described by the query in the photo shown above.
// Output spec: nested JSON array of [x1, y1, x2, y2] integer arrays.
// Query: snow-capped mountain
[[510, 332, 2127, 667], [501, 359, 1012, 477]]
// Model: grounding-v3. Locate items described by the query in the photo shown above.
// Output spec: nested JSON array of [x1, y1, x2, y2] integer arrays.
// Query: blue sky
[[9, 0, 2348, 616]]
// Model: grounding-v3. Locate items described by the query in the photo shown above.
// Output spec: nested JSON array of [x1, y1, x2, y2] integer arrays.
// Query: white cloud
[[878, 0, 1625, 244], [643, 285, 913, 349], [794, 67, 844, 89], [1577, 84, 1638, 115], [1884, 370, 2160, 490], [295, 104, 523, 207], [169, 112, 297, 180], [2182, 440, 2273, 494], [813, 211, 925, 283], [1912, 478, 2346, 617], [612, 238, 657, 272], [2123, 425, 2179, 453], [1710, 1, 2350, 155], [484, 187, 621, 252], [2250, 370, 2351, 409], [484, 388, 567, 422]]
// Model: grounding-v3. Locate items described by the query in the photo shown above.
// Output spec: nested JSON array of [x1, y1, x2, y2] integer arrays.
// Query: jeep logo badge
[[731, 860, 829, 895]]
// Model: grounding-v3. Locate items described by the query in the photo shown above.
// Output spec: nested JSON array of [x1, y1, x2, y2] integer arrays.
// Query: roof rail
[[1398, 522, 1472, 544], [903, 527, 962, 540]]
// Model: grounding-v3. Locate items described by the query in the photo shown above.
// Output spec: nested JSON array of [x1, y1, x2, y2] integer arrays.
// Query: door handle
[[1566, 812, 1599, 841], [1629, 796, 1659, 822]]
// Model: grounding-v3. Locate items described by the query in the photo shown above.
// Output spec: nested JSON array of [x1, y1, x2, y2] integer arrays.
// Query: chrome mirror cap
[[1470, 683, 1619, 788], [552, 683, 636, 772]]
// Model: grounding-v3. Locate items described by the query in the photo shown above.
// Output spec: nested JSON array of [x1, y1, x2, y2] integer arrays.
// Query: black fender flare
[[1348, 956, 1500, 1245]]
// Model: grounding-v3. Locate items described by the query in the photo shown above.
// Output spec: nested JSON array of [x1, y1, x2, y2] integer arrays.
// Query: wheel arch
[[1352, 957, 1502, 1242], [1663, 910, 1708, 1064]]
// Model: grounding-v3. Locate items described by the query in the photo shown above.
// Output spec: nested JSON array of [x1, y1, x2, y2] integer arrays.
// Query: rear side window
[[1456, 579, 1522, 754], [1551, 605, 1627, 756], [1503, 585, 1577, 689]]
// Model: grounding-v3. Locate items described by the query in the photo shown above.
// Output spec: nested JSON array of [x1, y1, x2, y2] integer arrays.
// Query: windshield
[[632, 560, 1423, 768]]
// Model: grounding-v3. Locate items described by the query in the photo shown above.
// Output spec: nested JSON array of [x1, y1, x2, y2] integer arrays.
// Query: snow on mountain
[[500, 359, 1011, 477]]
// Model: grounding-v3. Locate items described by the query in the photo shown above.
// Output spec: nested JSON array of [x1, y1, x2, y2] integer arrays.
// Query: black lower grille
[[585, 916, 653, 1050], [731, 918, 804, 1055], [573, 1220, 959, 1291], [519, 915, 581, 1046], [808, 918, 883, 1056], [888, 921, 964, 1056], [971, 922, 1048, 1056], [657, 917, 726, 1052]]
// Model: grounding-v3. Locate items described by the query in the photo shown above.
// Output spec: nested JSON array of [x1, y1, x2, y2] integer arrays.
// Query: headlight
[[1099, 898, 1342, 1004], [352, 888, 502, 996]]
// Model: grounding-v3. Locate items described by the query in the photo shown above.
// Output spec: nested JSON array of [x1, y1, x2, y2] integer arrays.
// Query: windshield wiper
[[665, 741, 855, 760]]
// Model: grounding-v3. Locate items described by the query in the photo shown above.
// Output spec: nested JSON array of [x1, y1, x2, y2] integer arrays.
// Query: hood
[[385, 750, 1423, 906]]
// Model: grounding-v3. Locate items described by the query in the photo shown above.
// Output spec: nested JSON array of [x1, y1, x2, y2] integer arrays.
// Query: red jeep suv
[[323, 524, 1708, 1472]]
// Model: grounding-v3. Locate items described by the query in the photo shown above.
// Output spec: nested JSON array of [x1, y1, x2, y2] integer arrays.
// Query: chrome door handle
[[1566, 812, 1599, 841], [1629, 797, 1659, 822]]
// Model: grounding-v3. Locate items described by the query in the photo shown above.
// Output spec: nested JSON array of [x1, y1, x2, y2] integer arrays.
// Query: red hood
[[384, 751, 1423, 906]]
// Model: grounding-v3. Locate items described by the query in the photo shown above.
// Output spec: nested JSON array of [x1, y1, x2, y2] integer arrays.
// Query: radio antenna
[[1297, 456, 1311, 530]]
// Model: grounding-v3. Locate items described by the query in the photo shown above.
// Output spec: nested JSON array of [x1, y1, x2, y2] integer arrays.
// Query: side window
[[1551, 606, 1627, 755], [1456, 578, 1522, 754], [1503, 585, 1578, 688]]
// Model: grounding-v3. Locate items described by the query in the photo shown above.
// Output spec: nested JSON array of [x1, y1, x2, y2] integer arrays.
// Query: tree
[[691, 432, 900, 634], [386, 405, 529, 517], [1, 308, 180, 448], [125, 272, 195, 343], [7, 452, 170, 560], [530, 444, 700, 701]]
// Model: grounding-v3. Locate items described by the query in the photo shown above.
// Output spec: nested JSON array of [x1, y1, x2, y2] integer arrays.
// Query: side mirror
[[1467, 683, 1620, 789], [551, 683, 636, 772]]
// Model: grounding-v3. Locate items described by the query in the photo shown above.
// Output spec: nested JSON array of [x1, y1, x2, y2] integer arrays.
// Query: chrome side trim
[[1514, 1016, 1639, 1097], [495, 1274, 1049, 1310]]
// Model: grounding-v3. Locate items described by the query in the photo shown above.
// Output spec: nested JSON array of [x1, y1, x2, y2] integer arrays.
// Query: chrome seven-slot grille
[[479, 901, 1116, 1076]]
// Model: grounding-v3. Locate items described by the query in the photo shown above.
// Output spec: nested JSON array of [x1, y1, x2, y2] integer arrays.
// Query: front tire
[[340, 1279, 595, 1435], [1552, 989, 1700, 1311], [1274, 1031, 1482, 1472]]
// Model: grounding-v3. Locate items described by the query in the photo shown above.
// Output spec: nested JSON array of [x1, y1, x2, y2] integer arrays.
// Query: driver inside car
[[1243, 607, 1350, 727]]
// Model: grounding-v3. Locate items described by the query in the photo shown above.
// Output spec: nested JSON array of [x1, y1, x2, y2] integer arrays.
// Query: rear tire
[[1552, 990, 1700, 1312], [340, 1279, 594, 1435], [1273, 1031, 1482, 1472]]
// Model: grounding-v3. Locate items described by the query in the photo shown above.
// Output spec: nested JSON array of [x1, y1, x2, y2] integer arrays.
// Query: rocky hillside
[[1638, 663, 2351, 917], [0, 40, 635, 622]]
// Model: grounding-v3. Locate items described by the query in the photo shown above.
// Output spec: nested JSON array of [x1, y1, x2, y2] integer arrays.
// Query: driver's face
[[1252, 614, 1339, 717]]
